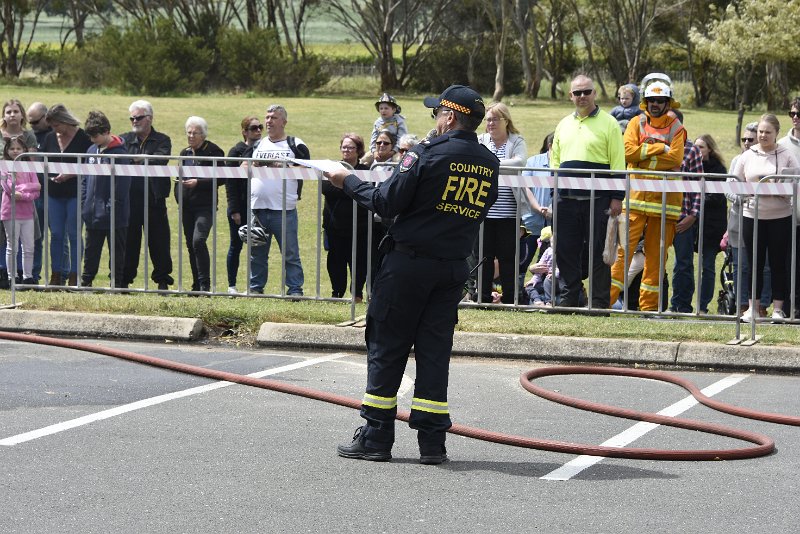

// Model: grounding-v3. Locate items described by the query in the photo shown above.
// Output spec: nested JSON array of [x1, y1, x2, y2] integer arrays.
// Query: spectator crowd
[[2, 80, 800, 320]]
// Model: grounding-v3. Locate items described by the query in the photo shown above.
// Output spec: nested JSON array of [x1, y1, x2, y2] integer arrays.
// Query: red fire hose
[[3, 330, 798, 461]]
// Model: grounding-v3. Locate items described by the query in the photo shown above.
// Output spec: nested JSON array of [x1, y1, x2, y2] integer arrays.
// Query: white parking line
[[0, 352, 350, 447], [540, 373, 750, 481]]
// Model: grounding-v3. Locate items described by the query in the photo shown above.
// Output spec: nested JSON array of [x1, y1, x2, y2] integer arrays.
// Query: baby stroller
[[717, 243, 737, 316]]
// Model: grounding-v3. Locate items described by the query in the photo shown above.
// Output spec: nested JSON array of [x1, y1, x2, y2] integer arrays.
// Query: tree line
[[2, 0, 798, 110]]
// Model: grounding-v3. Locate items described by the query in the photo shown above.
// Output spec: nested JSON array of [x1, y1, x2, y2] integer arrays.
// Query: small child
[[81, 110, 131, 288], [609, 83, 642, 129], [363, 93, 407, 165], [524, 226, 554, 306], [0, 135, 41, 288]]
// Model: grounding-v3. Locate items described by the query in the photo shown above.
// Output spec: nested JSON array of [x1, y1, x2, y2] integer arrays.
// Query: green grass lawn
[[2, 85, 787, 345]]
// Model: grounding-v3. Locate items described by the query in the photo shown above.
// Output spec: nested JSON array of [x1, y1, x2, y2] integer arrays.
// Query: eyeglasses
[[431, 106, 453, 119], [741, 137, 755, 143], [341, 145, 357, 151], [789, 111, 800, 118], [571, 89, 593, 97], [129, 114, 150, 122], [247, 124, 264, 132], [486, 117, 506, 123], [646, 98, 669, 105], [375, 141, 392, 146]]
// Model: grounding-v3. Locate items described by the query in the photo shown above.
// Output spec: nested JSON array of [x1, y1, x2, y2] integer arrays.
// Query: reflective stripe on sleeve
[[411, 397, 449, 414], [363, 393, 397, 410]]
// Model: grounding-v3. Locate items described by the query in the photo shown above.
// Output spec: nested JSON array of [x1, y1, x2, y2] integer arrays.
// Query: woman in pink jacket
[[1, 136, 41, 287]]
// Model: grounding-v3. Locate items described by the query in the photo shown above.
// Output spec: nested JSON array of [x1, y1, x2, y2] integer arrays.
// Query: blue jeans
[[698, 241, 720, 313], [48, 196, 79, 275], [249, 208, 304, 294], [731, 246, 771, 307], [32, 196, 44, 281], [670, 223, 696, 313]]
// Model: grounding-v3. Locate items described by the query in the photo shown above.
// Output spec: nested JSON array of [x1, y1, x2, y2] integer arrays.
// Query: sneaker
[[741, 308, 758, 321], [772, 309, 786, 321], [336, 426, 392, 462], [420, 444, 449, 465], [227, 286, 238, 295]]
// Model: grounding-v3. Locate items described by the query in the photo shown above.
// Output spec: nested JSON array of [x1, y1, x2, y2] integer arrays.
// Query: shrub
[[408, 39, 524, 95], [60, 20, 210, 95], [216, 27, 329, 94]]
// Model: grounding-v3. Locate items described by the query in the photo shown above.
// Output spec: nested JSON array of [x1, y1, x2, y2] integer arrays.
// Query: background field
[[3, 85, 789, 345]]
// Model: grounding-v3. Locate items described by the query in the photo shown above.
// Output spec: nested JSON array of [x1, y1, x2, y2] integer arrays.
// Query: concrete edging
[[0, 309, 204, 341], [257, 321, 800, 371]]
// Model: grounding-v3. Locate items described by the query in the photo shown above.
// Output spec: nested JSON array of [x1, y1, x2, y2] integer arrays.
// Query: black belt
[[393, 242, 460, 261]]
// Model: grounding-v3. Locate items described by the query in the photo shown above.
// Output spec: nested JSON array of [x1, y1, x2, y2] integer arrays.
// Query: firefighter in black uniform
[[325, 85, 499, 465]]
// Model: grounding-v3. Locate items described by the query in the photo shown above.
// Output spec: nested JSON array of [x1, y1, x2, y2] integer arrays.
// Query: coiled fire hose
[[3, 330, 798, 461]]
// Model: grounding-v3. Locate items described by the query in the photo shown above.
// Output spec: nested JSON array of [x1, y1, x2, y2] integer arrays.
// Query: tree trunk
[[246, 0, 259, 30]]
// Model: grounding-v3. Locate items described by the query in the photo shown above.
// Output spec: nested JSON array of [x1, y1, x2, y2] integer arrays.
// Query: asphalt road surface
[[2, 337, 799, 533]]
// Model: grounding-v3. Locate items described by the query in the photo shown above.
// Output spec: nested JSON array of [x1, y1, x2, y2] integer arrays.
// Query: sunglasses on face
[[741, 137, 755, 143], [29, 117, 43, 126], [129, 114, 150, 122], [789, 111, 800, 118], [375, 141, 392, 146], [247, 124, 264, 132], [571, 89, 593, 97], [646, 98, 669, 105]]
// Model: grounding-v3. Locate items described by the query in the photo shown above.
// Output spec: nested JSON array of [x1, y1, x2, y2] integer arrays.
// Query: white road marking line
[[540, 373, 750, 481], [0, 352, 349, 447]]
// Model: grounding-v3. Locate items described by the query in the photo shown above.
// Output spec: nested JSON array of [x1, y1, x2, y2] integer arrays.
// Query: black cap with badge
[[423, 85, 486, 120]]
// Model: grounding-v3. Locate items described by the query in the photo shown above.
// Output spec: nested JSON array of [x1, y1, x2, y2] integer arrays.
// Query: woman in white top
[[476, 102, 527, 304], [736, 113, 800, 320]]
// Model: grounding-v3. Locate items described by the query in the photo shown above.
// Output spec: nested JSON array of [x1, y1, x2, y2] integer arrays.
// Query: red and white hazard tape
[[1, 160, 797, 195]]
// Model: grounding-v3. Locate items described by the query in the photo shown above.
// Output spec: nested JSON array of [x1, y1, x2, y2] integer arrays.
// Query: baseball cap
[[423, 85, 486, 119]]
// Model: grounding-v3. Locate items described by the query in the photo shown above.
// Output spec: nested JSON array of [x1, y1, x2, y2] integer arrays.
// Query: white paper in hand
[[285, 158, 347, 173]]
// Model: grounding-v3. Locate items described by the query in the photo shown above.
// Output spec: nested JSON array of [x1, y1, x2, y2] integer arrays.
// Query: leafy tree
[[325, 0, 455, 91], [0, 0, 47, 77], [690, 0, 800, 111]]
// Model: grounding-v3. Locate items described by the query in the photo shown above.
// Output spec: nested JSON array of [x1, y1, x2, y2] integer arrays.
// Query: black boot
[[419, 444, 448, 465], [0, 269, 9, 290], [419, 431, 448, 465], [336, 426, 392, 462]]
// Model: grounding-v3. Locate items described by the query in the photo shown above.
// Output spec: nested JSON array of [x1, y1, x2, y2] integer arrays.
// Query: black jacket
[[343, 129, 500, 260], [120, 129, 173, 206], [40, 128, 93, 199], [225, 141, 251, 217], [322, 162, 370, 236], [175, 140, 225, 209]]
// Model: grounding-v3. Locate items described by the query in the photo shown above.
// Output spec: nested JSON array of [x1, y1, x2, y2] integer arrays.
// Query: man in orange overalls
[[609, 79, 686, 312]]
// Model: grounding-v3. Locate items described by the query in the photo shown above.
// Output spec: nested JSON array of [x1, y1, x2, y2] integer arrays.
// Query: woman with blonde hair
[[476, 102, 527, 303], [40, 104, 92, 286], [736, 114, 800, 320]]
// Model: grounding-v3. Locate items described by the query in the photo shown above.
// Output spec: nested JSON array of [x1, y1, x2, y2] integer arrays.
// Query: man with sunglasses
[[778, 97, 800, 163], [608, 77, 686, 313], [26, 102, 52, 284], [26, 102, 51, 149], [550, 74, 625, 310], [120, 99, 174, 291], [326, 85, 498, 465]]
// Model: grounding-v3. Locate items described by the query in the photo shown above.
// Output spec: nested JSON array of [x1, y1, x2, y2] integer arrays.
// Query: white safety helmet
[[644, 81, 672, 100], [640, 72, 672, 90], [238, 220, 271, 247]]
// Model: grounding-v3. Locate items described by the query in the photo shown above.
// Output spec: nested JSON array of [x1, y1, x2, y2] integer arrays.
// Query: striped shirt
[[485, 140, 517, 218]]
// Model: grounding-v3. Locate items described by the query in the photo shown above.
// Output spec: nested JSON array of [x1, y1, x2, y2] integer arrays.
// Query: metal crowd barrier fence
[[1, 154, 798, 342]]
